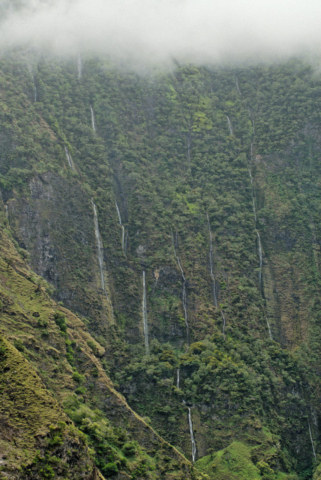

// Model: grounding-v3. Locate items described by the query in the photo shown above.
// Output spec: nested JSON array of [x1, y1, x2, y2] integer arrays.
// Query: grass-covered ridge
[[0, 204, 195, 479]]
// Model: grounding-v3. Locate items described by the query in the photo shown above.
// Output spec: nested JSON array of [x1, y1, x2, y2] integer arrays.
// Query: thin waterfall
[[235, 76, 241, 96], [172, 232, 189, 345], [266, 316, 273, 340], [27, 61, 37, 102], [188, 407, 197, 462], [65, 147, 75, 171], [78, 54, 82, 79], [308, 421, 316, 460], [4, 204, 8, 220], [115, 201, 125, 252], [187, 134, 191, 165], [226, 115, 233, 135], [257, 230, 263, 287], [90, 105, 96, 135], [177, 368, 180, 388], [91, 199, 105, 293], [221, 310, 226, 339], [248, 108, 255, 136], [207, 213, 217, 308], [142, 271, 149, 354]]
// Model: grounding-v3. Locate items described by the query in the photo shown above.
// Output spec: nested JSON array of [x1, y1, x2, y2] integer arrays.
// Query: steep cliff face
[[1, 53, 321, 478], [0, 212, 195, 479]]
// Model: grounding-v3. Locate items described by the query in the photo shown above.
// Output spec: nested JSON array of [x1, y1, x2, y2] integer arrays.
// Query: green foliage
[[53, 312, 67, 333]]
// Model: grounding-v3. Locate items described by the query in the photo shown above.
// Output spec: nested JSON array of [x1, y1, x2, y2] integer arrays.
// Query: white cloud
[[0, 0, 321, 66]]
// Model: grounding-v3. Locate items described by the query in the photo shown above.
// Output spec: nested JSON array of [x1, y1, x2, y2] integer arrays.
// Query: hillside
[[1, 52, 321, 478]]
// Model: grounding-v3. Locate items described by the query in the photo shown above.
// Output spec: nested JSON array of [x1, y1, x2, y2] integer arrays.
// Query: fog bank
[[0, 0, 320, 66]]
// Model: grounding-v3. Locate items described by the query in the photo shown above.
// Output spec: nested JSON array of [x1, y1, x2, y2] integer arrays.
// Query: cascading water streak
[[248, 108, 255, 136], [266, 316, 273, 340], [173, 233, 189, 345], [90, 105, 96, 135], [257, 230, 263, 287], [92, 199, 105, 293], [308, 421, 316, 459], [27, 61, 37, 102], [142, 271, 149, 355], [115, 201, 125, 252], [226, 115, 233, 135], [4, 205, 8, 220], [221, 310, 226, 339], [187, 134, 191, 165], [235, 76, 241, 96], [65, 147, 75, 171], [188, 408, 197, 462], [207, 213, 217, 308], [78, 54, 82, 79]]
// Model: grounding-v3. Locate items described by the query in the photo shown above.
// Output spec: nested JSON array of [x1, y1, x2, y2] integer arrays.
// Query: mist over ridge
[[0, 0, 321, 67]]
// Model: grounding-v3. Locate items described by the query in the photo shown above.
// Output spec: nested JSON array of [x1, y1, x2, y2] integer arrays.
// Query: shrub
[[102, 462, 118, 476], [122, 441, 137, 457], [72, 372, 85, 384]]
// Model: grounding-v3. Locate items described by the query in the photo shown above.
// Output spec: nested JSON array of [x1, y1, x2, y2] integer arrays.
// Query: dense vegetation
[[1, 51, 321, 478]]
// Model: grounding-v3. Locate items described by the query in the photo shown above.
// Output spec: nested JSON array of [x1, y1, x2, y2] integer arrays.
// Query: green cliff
[[1, 52, 321, 479]]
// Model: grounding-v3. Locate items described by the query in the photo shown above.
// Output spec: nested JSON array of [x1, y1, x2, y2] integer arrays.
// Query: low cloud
[[0, 0, 321, 66]]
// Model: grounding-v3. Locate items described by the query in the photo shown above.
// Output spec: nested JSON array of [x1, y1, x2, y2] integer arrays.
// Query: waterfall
[[235, 76, 241, 96], [4, 204, 8, 219], [27, 61, 37, 102], [226, 115, 233, 135], [188, 407, 197, 462], [78, 54, 82, 79], [65, 147, 75, 171], [142, 271, 149, 355], [257, 230, 263, 287], [248, 108, 255, 136], [92, 199, 106, 293], [115, 201, 125, 252], [177, 368, 180, 388], [308, 421, 316, 460], [90, 105, 96, 135], [221, 310, 226, 339], [266, 316, 273, 340], [187, 134, 191, 165], [173, 233, 189, 345], [207, 213, 217, 308], [249, 174, 257, 222]]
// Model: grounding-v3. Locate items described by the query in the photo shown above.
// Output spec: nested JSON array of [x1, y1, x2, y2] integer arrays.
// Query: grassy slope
[[0, 203, 195, 479]]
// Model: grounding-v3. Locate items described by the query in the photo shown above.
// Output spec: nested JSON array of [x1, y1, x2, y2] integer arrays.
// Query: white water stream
[[4, 204, 8, 220], [266, 316, 273, 340], [226, 115, 233, 135], [235, 76, 241, 96], [90, 105, 96, 135], [188, 407, 197, 462], [221, 310, 226, 339], [27, 61, 37, 102], [115, 201, 125, 252], [65, 147, 75, 171], [92, 199, 106, 293], [308, 421, 316, 460], [257, 230, 263, 287], [248, 108, 255, 136], [142, 271, 149, 354], [187, 134, 191, 165], [173, 233, 189, 345], [78, 54, 82, 79], [207, 213, 218, 308]]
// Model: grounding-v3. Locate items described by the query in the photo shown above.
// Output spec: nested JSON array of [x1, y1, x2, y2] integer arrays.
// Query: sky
[[0, 0, 320, 66]]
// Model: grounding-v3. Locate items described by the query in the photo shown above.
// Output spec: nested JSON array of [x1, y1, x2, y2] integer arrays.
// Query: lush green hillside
[[1, 52, 321, 478]]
